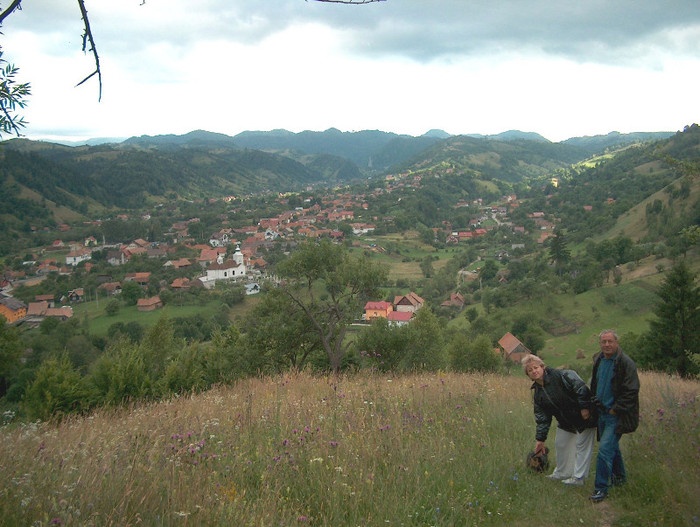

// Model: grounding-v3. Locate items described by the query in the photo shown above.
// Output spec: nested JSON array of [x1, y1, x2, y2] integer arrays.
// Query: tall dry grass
[[1, 370, 698, 526]]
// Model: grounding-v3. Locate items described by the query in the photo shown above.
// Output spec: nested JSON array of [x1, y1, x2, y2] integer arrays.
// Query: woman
[[522, 354, 597, 485]]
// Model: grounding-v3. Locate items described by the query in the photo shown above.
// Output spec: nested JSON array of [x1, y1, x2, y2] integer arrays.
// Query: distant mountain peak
[[423, 129, 451, 139]]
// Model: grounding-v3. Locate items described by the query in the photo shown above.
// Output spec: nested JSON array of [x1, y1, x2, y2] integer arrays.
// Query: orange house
[[0, 297, 27, 323], [364, 301, 393, 321]]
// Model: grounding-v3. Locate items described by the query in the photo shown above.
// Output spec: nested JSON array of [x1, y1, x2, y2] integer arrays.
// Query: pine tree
[[548, 229, 571, 276], [638, 260, 700, 376]]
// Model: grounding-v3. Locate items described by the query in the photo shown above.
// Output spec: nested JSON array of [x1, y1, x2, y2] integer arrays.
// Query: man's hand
[[581, 408, 590, 420]]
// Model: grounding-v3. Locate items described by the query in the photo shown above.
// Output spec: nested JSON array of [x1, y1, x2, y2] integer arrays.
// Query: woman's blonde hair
[[521, 354, 545, 373]]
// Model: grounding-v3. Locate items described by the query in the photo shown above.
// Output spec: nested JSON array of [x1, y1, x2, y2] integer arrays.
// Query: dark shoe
[[589, 490, 607, 503]]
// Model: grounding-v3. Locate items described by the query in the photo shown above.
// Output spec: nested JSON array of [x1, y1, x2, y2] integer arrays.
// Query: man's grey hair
[[599, 329, 619, 341]]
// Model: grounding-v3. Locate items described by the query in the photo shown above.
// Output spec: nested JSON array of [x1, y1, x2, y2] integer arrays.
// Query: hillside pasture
[[1, 370, 697, 526], [595, 174, 700, 242], [524, 283, 656, 370], [73, 299, 229, 336]]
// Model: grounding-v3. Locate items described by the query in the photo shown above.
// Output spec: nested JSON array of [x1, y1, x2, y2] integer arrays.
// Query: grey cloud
[[7, 0, 700, 65], [246, 0, 700, 64]]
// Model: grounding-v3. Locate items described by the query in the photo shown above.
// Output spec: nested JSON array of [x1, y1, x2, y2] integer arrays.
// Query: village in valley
[[1, 167, 561, 362]]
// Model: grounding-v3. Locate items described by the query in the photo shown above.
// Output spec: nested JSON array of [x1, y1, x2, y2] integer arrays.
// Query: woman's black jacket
[[532, 367, 597, 442]]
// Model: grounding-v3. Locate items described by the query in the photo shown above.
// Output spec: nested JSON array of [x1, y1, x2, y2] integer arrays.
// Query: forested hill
[[0, 138, 358, 209], [0, 126, 693, 241], [389, 135, 585, 182]]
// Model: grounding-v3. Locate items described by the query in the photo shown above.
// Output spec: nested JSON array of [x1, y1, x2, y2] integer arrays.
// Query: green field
[[73, 299, 229, 336], [2, 370, 697, 526]]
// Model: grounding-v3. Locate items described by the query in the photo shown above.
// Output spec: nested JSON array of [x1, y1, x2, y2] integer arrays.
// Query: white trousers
[[550, 427, 596, 480]]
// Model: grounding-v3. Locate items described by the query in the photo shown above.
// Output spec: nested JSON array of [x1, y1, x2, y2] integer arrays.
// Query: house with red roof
[[498, 332, 532, 363], [387, 310, 413, 326], [364, 300, 393, 321], [137, 296, 163, 311], [393, 292, 424, 313]]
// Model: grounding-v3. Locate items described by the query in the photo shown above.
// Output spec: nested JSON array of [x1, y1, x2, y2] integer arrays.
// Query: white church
[[200, 244, 246, 288]]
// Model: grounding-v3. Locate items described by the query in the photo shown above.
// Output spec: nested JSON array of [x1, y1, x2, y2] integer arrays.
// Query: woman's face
[[526, 363, 544, 381]]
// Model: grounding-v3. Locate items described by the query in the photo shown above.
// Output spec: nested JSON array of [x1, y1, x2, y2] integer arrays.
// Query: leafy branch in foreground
[[0, 47, 30, 137]]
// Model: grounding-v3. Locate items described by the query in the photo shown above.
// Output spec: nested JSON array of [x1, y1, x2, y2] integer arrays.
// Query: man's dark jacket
[[532, 367, 597, 442], [590, 349, 640, 435]]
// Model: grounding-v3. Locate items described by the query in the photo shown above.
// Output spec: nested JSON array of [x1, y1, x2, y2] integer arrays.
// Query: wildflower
[[329, 441, 339, 447], [50, 519, 63, 525], [297, 515, 309, 522]]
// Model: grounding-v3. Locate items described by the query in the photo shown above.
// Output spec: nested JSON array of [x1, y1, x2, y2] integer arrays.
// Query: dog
[[526, 446, 550, 473]]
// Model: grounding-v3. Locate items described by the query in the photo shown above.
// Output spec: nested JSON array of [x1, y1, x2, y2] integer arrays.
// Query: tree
[[548, 229, 571, 276], [637, 259, 700, 376], [355, 316, 408, 372], [276, 239, 388, 373], [242, 288, 323, 372], [120, 280, 143, 306], [419, 255, 435, 278], [0, 315, 23, 397], [87, 338, 153, 406], [448, 333, 500, 373], [23, 354, 90, 420], [201, 326, 244, 384], [105, 298, 120, 316], [479, 259, 499, 286], [399, 307, 446, 371]]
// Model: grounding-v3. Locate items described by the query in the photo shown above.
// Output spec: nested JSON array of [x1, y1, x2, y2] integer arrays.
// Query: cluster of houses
[[363, 292, 425, 326], [0, 292, 76, 326]]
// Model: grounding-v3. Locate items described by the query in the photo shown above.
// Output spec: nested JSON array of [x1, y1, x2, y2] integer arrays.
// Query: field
[[72, 299, 230, 337], [1, 370, 697, 526], [349, 231, 454, 280]]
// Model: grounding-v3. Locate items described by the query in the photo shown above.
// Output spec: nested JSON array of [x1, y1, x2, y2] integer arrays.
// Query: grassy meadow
[[1, 370, 698, 526]]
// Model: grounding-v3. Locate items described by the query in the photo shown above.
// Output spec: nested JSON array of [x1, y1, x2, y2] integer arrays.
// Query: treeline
[[0, 305, 504, 422]]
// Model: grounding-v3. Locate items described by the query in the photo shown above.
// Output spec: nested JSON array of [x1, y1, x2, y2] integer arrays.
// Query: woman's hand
[[581, 408, 590, 420], [534, 440, 546, 455]]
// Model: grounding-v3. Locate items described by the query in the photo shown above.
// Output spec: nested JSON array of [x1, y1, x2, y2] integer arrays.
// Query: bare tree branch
[[0, 0, 384, 135], [0, 0, 23, 25], [76, 0, 102, 101]]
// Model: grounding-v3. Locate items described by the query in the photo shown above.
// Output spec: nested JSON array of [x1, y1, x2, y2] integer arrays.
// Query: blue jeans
[[594, 412, 626, 493]]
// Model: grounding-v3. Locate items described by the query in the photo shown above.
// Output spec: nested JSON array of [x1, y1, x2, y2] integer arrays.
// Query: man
[[589, 330, 640, 503]]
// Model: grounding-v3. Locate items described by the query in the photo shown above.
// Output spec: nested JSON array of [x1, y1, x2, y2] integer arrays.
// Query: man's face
[[599, 333, 619, 358]]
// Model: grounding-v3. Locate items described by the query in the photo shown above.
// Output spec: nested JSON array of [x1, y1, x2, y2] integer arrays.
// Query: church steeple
[[233, 243, 244, 266]]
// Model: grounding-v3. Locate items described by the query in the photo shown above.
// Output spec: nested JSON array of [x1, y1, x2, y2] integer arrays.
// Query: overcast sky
[[2, 0, 699, 143]]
